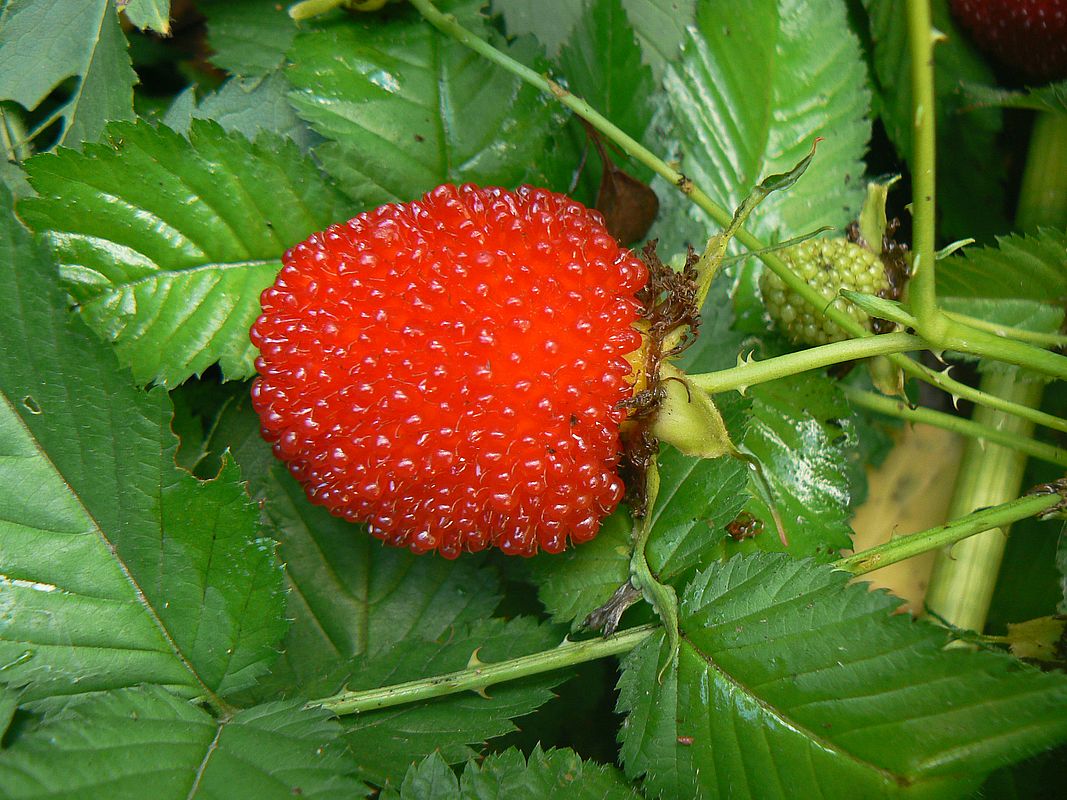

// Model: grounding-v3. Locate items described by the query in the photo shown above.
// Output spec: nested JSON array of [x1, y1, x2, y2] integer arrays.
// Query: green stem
[[1016, 112, 1067, 226], [289, 0, 345, 19], [941, 321, 1067, 380], [837, 490, 1061, 576], [843, 386, 1067, 468], [943, 310, 1067, 349], [923, 375, 1042, 630], [309, 624, 657, 715], [408, 0, 1067, 426], [0, 103, 30, 162], [904, 0, 944, 337], [688, 332, 924, 394]]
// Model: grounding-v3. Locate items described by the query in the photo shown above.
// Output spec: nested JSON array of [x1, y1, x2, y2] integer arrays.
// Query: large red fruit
[[950, 0, 1067, 82], [250, 184, 649, 558]]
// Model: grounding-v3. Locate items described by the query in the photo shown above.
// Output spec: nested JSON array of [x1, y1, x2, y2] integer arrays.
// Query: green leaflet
[[164, 74, 318, 150], [617, 553, 1067, 799], [0, 687, 366, 799], [0, 0, 136, 147], [286, 1, 569, 207], [118, 0, 170, 34], [661, 0, 870, 324], [383, 747, 639, 799], [0, 184, 286, 705], [19, 119, 349, 387], [201, 0, 298, 77], [200, 395, 502, 702]]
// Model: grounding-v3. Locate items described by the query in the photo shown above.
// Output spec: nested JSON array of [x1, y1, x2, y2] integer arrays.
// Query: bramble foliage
[[0, 0, 1064, 797]]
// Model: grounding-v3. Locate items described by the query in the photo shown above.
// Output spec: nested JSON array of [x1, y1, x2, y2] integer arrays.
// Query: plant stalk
[[843, 386, 1067, 468], [688, 332, 924, 394], [309, 624, 656, 715], [904, 0, 944, 337], [837, 489, 1061, 576]]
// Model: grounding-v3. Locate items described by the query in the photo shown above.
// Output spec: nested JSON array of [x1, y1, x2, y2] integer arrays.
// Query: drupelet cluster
[[251, 184, 649, 558]]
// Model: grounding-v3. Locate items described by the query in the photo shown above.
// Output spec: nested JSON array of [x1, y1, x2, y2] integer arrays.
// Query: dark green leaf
[[0, 0, 136, 147], [19, 119, 349, 387], [202, 396, 502, 701], [0, 184, 286, 705], [0, 687, 366, 799], [286, 2, 567, 206], [558, 0, 658, 153], [936, 228, 1067, 303], [119, 0, 170, 34], [862, 0, 1009, 240], [961, 80, 1067, 114], [491, 0, 585, 57], [618, 553, 1067, 799], [164, 74, 318, 150], [342, 618, 568, 786], [621, 0, 695, 78], [665, 0, 870, 323], [202, 0, 297, 77], [384, 746, 639, 799]]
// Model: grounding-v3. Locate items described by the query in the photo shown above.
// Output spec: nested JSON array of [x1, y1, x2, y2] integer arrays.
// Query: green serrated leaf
[[617, 553, 1067, 799], [202, 0, 297, 77], [341, 618, 568, 786], [201, 396, 502, 702], [558, 0, 656, 147], [862, 0, 1009, 241], [0, 184, 286, 705], [665, 0, 870, 328], [741, 373, 860, 559], [492, 0, 585, 57], [119, 0, 170, 34], [0, 686, 367, 799], [962, 80, 1067, 115], [287, 2, 567, 206], [18, 119, 349, 387], [0, 0, 136, 147], [164, 74, 318, 150], [620, 0, 695, 78], [937, 228, 1067, 304], [384, 745, 639, 799]]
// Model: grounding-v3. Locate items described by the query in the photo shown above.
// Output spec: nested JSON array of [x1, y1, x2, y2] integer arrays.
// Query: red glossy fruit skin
[[250, 184, 648, 558], [950, 0, 1067, 82]]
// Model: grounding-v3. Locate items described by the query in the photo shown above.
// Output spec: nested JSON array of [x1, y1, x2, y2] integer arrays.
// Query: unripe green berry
[[759, 238, 891, 346]]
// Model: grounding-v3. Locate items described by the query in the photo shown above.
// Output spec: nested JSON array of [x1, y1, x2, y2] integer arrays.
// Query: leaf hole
[[22, 396, 41, 415]]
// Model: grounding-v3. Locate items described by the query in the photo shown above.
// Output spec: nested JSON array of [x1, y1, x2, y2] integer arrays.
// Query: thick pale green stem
[[924, 376, 1042, 630], [1017, 112, 1067, 225], [688, 332, 924, 394], [904, 0, 944, 337], [843, 386, 1067, 468], [309, 624, 656, 715]]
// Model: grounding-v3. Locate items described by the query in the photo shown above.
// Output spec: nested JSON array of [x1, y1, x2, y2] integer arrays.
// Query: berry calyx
[[950, 0, 1067, 83], [759, 238, 891, 346], [250, 184, 649, 558]]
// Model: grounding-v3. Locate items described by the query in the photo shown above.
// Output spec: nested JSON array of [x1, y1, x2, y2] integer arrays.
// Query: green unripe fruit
[[759, 238, 891, 346]]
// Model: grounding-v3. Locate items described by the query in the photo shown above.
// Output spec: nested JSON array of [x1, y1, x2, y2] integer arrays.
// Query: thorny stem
[[904, 0, 944, 338], [307, 489, 1064, 717], [408, 0, 1067, 430], [842, 386, 1067, 469], [688, 332, 924, 394], [836, 490, 1063, 576], [942, 310, 1067, 349], [309, 625, 657, 715]]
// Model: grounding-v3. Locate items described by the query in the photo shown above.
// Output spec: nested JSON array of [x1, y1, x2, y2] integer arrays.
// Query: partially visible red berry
[[250, 184, 649, 558], [950, 0, 1067, 82]]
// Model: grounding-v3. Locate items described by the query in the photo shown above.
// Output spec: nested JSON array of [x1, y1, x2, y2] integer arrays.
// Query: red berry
[[950, 0, 1067, 82], [250, 184, 649, 558]]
